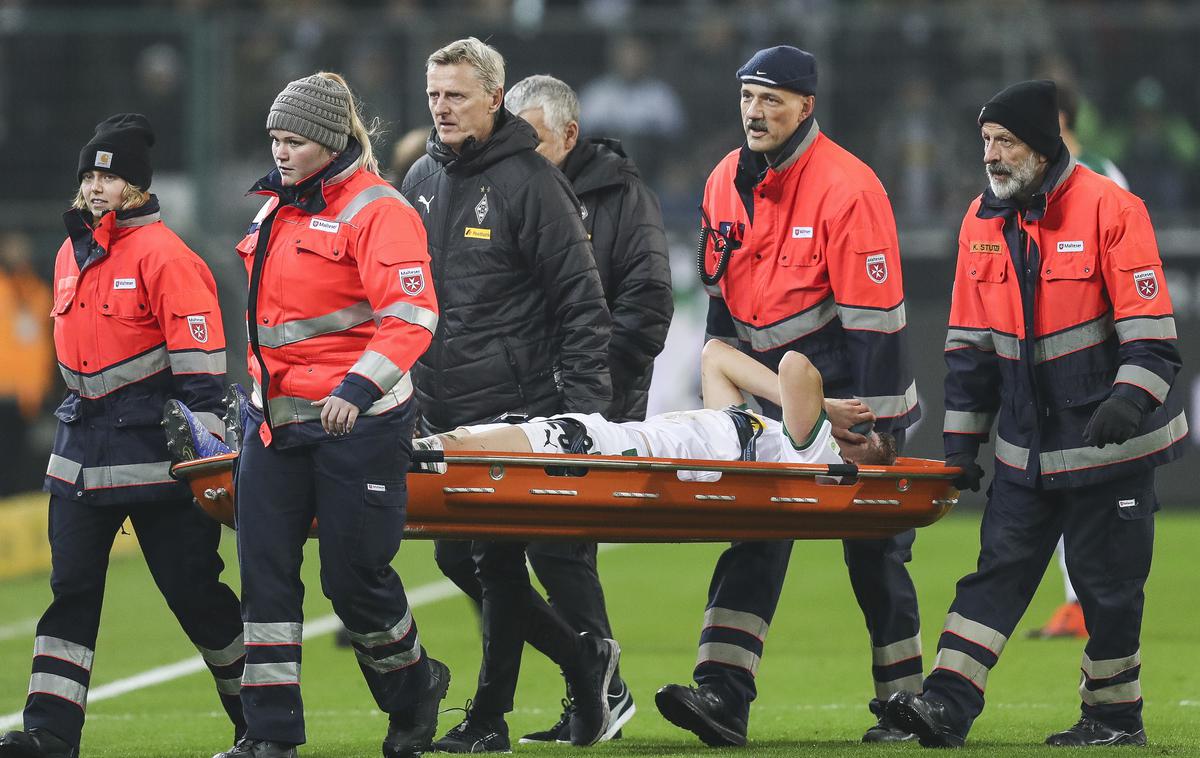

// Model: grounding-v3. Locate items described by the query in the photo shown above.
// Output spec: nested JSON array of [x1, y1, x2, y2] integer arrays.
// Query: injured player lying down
[[419, 340, 897, 471]]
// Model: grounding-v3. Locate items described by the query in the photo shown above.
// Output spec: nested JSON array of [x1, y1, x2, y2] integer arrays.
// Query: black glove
[[1082, 394, 1143, 449], [945, 453, 984, 492]]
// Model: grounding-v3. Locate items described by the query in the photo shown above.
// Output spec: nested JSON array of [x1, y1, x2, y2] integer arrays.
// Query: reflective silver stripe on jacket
[[196, 633, 246, 667], [1034, 315, 1112, 364], [992, 332, 1021, 360], [995, 436, 1031, 471], [732, 297, 838, 351], [1115, 316, 1176, 343], [872, 633, 921, 667], [336, 184, 411, 224], [115, 211, 160, 228], [242, 662, 300, 686], [82, 461, 174, 489], [703, 608, 769, 640], [375, 301, 439, 334], [858, 381, 919, 420], [945, 328, 994, 352], [697, 642, 761, 675], [46, 454, 82, 483], [1082, 650, 1140, 680], [944, 410, 995, 435], [944, 612, 1008, 655], [838, 302, 907, 333], [266, 374, 414, 424], [933, 648, 990, 692], [256, 301, 374, 349], [1039, 411, 1188, 474], [874, 673, 924, 701], [28, 672, 87, 709], [59, 346, 170, 398], [1114, 365, 1171, 403], [1080, 679, 1141, 706], [348, 351, 404, 393], [168, 350, 226, 376], [34, 636, 94, 671], [355, 635, 423, 674], [346, 609, 413, 649], [245, 622, 303, 645]]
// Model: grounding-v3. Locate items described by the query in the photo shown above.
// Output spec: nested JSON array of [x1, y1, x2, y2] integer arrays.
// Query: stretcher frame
[[172, 451, 959, 542]]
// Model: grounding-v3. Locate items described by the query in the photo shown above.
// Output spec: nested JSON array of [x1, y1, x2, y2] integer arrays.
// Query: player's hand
[[826, 398, 875, 443], [1082, 395, 1142, 449], [313, 395, 360, 436], [945, 452, 984, 492]]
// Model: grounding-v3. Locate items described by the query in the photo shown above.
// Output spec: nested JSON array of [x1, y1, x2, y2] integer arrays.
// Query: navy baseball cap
[[736, 46, 818, 95]]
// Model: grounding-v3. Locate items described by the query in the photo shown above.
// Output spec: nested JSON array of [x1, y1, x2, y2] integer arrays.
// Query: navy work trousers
[[923, 470, 1156, 736], [235, 405, 430, 745], [693, 430, 923, 720], [22, 495, 244, 749]]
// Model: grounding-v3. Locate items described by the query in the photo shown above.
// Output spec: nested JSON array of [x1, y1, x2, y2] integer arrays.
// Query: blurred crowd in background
[[3, 0, 1200, 496]]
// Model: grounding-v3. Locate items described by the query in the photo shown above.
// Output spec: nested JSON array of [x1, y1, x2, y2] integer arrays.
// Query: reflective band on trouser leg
[[1080, 650, 1142, 706], [697, 642, 762, 676], [28, 672, 88, 710], [349, 609, 423, 674], [198, 633, 246, 706], [871, 633, 923, 700], [942, 612, 1008, 656], [932, 649, 991, 693], [34, 636, 95, 672], [242, 662, 301, 687]]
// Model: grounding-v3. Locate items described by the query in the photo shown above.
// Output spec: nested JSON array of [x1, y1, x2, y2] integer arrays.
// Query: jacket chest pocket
[[966, 253, 1008, 284], [100, 284, 150, 319], [779, 228, 821, 268], [295, 228, 350, 262], [1041, 249, 1097, 282], [51, 275, 78, 317]]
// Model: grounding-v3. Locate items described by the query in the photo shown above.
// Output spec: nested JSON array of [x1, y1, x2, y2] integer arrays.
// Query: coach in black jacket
[[402, 39, 618, 752], [508, 77, 673, 422]]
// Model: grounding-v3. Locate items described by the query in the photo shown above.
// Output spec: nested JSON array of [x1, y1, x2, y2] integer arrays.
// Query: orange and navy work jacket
[[47, 198, 227, 505], [944, 154, 1186, 488], [239, 149, 437, 448], [702, 121, 919, 431]]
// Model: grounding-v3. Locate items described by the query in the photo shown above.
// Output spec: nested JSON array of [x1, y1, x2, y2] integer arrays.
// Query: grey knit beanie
[[266, 74, 351, 152]]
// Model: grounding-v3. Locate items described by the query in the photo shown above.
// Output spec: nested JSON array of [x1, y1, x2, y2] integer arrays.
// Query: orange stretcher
[[171, 452, 959, 542]]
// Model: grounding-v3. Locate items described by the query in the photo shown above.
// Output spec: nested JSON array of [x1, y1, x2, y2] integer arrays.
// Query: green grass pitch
[[1, 508, 1197, 757]]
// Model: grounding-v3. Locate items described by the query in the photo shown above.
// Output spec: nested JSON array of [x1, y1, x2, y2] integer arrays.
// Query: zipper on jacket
[[500, 338, 529, 408], [247, 205, 282, 431]]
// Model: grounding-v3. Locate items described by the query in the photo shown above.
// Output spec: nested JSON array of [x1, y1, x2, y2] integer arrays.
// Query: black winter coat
[[401, 110, 612, 431], [561, 138, 672, 421]]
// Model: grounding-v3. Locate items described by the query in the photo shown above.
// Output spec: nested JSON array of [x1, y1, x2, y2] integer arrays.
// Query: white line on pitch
[[0, 618, 38, 643]]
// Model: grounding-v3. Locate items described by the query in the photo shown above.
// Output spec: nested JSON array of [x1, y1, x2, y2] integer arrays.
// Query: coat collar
[[248, 139, 363, 215]]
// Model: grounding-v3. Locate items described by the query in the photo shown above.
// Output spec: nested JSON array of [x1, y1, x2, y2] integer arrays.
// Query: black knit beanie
[[77, 113, 155, 190], [978, 80, 1063, 159], [737, 46, 818, 95]]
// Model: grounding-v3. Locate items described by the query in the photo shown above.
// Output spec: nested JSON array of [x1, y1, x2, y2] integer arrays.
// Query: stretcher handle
[[429, 452, 958, 481]]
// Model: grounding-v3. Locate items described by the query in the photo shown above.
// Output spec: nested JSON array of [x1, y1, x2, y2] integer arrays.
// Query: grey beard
[[987, 151, 1041, 200]]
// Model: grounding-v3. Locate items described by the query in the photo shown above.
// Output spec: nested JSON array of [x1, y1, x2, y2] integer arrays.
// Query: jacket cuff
[[943, 432, 981, 460], [332, 374, 381, 413], [1109, 383, 1156, 414]]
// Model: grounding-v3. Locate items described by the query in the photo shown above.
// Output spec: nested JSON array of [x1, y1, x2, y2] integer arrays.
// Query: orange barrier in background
[[173, 452, 958, 542]]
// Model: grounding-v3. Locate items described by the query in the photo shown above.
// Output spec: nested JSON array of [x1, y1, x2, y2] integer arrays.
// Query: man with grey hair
[[402, 38, 620, 754], [505, 72, 674, 744]]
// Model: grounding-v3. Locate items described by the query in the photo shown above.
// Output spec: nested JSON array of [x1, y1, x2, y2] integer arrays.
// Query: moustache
[[746, 118, 768, 132], [987, 164, 1012, 177]]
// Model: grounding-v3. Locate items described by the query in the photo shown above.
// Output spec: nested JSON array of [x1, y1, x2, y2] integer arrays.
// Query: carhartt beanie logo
[[737, 46, 818, 95], [77, 113, 155, 190], [266, 74, 352, 152], [978, 79, 1064, 160]]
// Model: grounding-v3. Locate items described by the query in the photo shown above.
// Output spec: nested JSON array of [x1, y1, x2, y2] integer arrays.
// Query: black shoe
[[518, 698, 573, 744], [212, 739, 298, 758], [862, 697, 916, 743], [564, 633, 620, 746], [654, 683, 747, 747], [432, 711, 511, 754], [884, 691, 965, 748], [1045, 717, 1147, 747], [0, 729, 77, 758], [384, 657, 451, 757]]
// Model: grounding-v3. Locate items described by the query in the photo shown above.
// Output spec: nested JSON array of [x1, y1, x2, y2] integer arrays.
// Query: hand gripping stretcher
[[172, 450, 960, 541]]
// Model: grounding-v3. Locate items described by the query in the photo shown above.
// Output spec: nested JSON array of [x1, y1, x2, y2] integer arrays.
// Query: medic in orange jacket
[[944, 156, 1186, 487], [239, 148, 436, 448], [702, 122, 919, 431], [48, 199, 227, 505]]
